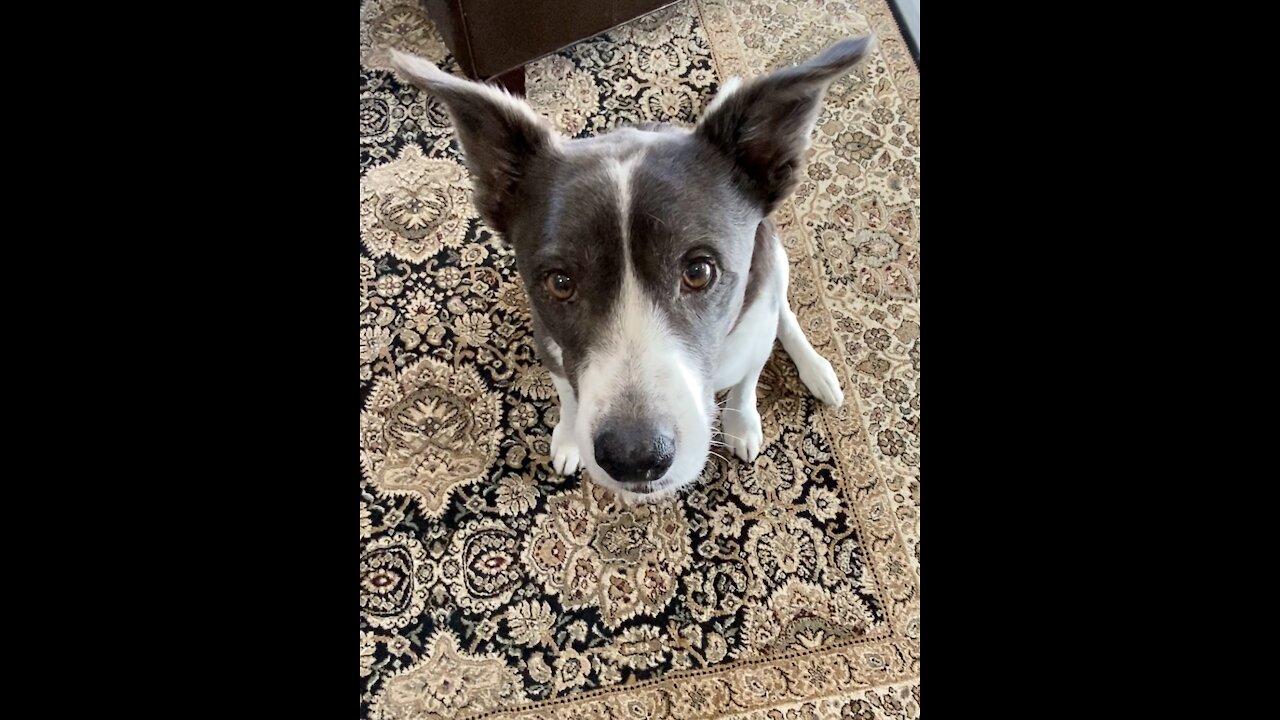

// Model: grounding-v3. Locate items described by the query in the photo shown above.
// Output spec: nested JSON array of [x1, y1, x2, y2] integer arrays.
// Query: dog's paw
[[722, 406, 764, 462], [550, 421, 581, 475], [796, 352, 844, 407]]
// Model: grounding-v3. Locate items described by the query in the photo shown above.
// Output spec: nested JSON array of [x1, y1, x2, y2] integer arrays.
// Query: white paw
[[549, 421, 581, 475], [722, 406, 764, 462], [796, 352, 844, 407]]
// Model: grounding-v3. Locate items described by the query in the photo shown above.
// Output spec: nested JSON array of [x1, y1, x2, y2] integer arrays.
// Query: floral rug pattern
[[360, 0, 919, 717]]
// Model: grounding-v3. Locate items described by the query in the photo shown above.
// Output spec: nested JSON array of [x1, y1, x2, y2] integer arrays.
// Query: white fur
[[772, 241, 844, 407], [605, 156, 639, 221], [714, 290, 776, 462], [715, 237, 843, 462], [571, 155, 712, 500], [575, 273, 710, 499], [701, 76, 743, 118], [548, 372, 582, 475], [571, 230, 844, 495], [722, 373, 765, 462], [544, 337, 563, 368], [713, 295, 778, 392]]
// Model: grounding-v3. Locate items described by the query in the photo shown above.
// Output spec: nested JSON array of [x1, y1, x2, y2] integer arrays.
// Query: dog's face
[[390, 38, 871, 498], [510, 131, 758, 498]]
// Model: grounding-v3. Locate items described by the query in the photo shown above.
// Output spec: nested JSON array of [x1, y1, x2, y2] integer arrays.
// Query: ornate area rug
[[359, 1, 919, 717]]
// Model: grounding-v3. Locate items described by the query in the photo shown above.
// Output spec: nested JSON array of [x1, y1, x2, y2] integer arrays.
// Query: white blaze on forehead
[[577, 153, 659, 423], [573, 153, 713, 496], [604, 155, 640, 224]]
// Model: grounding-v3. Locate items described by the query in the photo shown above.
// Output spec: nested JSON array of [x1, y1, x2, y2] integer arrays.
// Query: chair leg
[[490, 66, 526, 96]]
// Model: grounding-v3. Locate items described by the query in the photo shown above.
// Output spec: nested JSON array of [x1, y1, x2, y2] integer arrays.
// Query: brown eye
[[682, 259, 715, 291], [545, 271, 575, 301]]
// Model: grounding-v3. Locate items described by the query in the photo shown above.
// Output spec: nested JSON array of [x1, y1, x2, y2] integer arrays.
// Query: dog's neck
[[730, 218, 779, 334]]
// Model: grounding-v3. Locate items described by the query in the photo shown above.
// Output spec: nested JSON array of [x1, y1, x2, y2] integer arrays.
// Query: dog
[[389, 36, 871, 501]]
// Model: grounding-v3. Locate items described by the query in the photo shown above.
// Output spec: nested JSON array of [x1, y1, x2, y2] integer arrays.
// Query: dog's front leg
[[548, 373, 582, 475], [723, 365, 766, 462], [778, 305, 844, 407]]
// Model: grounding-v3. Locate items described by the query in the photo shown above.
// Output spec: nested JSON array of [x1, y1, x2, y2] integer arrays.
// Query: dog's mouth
[[580, 447, 688, 502], [614, 480, 667, 497], [588, 473, 686, 503]]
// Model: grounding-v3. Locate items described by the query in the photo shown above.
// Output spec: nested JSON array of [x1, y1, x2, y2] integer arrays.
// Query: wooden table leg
[[490, 66, 526, 96]]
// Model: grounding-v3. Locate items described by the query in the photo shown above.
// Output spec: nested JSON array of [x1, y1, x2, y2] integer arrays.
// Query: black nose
[[593, 419, 676, 485]]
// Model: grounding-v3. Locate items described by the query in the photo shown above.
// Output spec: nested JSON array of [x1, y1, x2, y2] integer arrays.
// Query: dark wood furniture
[[423, 0, 681, 95]]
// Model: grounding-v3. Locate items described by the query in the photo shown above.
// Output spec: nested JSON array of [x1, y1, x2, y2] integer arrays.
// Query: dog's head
[[390, 38, 871, 500]]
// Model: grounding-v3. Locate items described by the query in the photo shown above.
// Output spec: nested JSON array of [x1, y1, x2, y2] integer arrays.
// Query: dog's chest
[[713, 293, 779, 391]]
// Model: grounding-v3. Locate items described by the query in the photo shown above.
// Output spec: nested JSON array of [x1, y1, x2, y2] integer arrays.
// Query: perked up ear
[[388, 50, 560, 235], [695, 36, 874, 213]]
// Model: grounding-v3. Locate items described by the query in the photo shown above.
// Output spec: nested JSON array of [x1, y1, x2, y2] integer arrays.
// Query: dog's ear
[[389, 50, 559, 234], [696, 36, 873, 213]]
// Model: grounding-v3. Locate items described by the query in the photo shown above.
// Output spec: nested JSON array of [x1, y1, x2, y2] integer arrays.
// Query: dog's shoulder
[[731, 219, 782, 332]]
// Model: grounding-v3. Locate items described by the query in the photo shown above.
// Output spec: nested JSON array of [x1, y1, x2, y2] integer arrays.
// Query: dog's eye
[[682, 259, 715, 291], [545, 271, 576, 301]]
